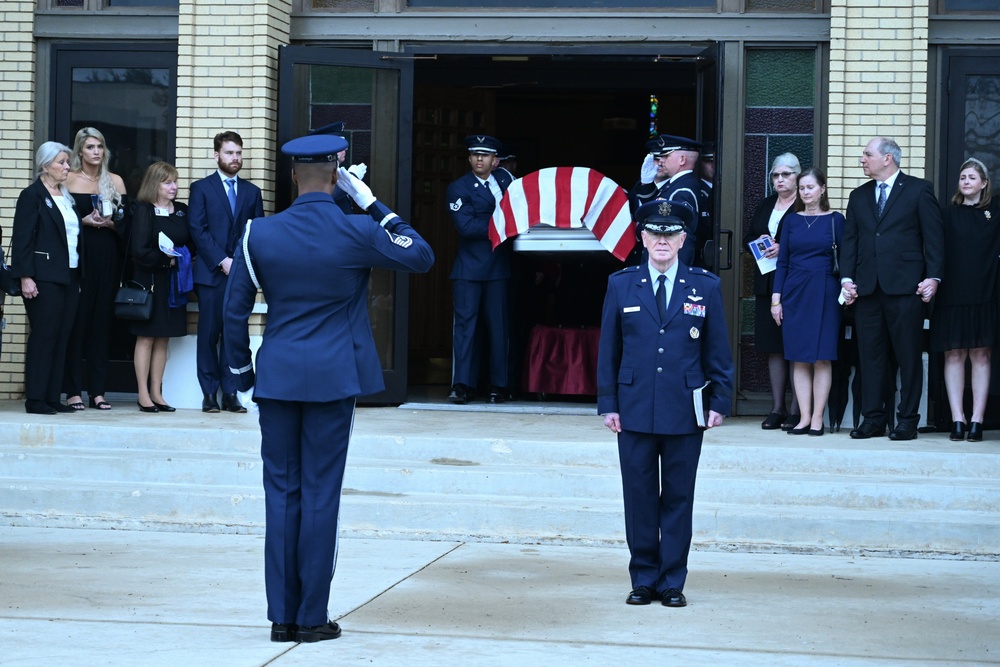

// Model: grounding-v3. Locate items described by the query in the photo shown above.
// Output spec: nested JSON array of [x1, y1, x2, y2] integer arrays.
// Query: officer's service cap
[[646, 134, 703, 156], [465, 135, 502, 154], [701, 141, 716, 159], [636, 199, 695, 234], [281, 132, 348, 163], [311, 121, 346, 137]]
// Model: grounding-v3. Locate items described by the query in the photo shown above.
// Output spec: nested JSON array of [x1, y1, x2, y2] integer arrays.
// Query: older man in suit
[[840, 137, 944, 441], [224, 132, 434, 643], [598, 199, 733, 608], [188, 131, 265, 413], [446, 134, 513, 404]]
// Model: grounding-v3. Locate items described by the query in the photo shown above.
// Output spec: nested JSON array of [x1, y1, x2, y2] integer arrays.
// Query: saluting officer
[[629, 134, 707, 267], [446, 134, 514, 404], [223, 131, 434, 644], [598, 198, 733, 609]]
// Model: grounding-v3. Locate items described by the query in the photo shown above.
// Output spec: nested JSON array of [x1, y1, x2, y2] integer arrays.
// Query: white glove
[[347, 163, 367, 181], [237, 387, 258, 414], [640, 153, 657, 185], [337, 166, 376, 209]]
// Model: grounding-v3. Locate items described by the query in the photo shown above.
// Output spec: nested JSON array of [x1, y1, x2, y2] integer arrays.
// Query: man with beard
[[188, 131, 264, 413]]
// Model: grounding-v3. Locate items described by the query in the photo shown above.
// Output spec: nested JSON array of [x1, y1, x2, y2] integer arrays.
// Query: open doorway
[[407, 51, 717, 403]]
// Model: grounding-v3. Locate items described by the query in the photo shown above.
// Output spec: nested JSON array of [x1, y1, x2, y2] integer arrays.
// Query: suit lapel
[[664, 269, 688, 325], [633, 272, 660, 325], [37, 182, 70, 251], [879, 172, 905, 221], [211, 175, 235, 224]]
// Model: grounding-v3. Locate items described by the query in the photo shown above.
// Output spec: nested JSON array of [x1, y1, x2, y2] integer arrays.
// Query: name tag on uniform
[[683, 303, 706, 317], [623, 306, 641, 313]]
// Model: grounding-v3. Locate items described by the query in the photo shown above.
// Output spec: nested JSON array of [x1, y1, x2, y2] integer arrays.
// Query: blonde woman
[[63, 127, 130, 411]]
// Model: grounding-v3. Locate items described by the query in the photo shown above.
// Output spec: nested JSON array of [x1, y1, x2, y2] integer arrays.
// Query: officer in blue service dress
[[446, 134, 514, 404], [223, 132, 434, 644], [598, 199, 733, 608], [628, 134, 708, 268]]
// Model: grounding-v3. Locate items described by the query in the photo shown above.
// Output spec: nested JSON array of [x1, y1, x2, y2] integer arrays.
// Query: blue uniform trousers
[[617, 429, 703, 593], [452, 278, 509, 389], [258, 396, 354, 626], [195, 281, 236, 396]]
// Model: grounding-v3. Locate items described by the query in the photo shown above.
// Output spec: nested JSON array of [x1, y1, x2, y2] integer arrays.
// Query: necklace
[[80, 170, 99, 183], [802, 209, 825, 228]]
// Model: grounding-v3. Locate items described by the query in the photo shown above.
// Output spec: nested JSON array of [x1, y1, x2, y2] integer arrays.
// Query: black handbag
[[1, 245, 20, 297], [114, 280, 153, 321]]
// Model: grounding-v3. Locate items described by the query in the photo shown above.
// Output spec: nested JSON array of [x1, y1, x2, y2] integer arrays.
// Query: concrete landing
[[1, 526, 998, 666]]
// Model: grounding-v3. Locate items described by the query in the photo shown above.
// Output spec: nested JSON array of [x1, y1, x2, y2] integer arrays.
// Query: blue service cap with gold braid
[[635, 198, 695, 234], [645, 134, 703, 156], [465, 135, 502, 154]]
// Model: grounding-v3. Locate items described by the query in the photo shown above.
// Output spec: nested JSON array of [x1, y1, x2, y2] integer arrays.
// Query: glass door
[[51, 42, 178, 393], [278, 46, 415, 403]]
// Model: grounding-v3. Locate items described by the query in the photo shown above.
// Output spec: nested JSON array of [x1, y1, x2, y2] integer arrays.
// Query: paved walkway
[[2, 526, 998, 666]]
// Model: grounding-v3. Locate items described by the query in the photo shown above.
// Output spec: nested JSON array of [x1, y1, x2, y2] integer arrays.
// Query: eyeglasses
[[771, 171, 795, 179]]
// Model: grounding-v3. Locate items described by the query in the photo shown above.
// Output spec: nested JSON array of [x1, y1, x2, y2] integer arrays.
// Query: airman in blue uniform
[[446, 135, 514, 404], [223, 131, 434, 644], [598, 198, 733, 609]]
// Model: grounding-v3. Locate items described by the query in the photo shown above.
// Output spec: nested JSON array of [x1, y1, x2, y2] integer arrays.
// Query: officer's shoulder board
[[610, 265, 641, 279], [685, 266, 720, 284]]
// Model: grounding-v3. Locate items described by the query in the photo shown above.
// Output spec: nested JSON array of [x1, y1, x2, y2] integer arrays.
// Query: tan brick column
[[0, 2, 36, 399], [827, 0, 930, 212], [176, 0, 291, 210]]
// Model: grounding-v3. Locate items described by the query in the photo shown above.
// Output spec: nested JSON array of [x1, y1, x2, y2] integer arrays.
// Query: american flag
[[489, 167, 635, 261]]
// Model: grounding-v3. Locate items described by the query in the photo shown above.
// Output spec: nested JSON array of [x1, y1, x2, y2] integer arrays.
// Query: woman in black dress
[[745, 152, 801, 430], [130, 162, 192, 413], [930, 157, 1000, 442], [63, 127, 130, 411]]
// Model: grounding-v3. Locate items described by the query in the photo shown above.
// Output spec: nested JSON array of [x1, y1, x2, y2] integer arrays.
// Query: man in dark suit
[[446, 134, 514, 404], [223, 132, 434, 643], [628, 134, 707, 268], [840, 137, 944, 441], [188, 131, 264, 413], [597, 199, 733, 608]]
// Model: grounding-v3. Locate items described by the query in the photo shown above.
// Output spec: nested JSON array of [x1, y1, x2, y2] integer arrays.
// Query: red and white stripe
[[489, 167, 635, 261]]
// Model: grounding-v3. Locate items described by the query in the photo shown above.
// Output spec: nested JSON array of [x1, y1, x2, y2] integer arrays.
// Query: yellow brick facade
[[827, 0, 931, 213]]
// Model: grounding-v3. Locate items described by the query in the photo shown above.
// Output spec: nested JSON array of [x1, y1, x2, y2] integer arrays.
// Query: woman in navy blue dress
[[770, 168, 844, 436]]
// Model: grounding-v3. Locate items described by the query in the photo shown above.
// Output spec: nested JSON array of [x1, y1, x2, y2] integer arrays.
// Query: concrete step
[[1, 405, 998, 558]]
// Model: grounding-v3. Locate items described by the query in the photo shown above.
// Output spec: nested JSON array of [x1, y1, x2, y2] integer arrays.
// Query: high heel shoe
[[950, 421, 967, 441], [137, 401, 159, 413], [967, 422, 984, 442]]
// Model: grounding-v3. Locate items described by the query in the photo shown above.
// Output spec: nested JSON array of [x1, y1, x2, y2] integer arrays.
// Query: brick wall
[[0, 2, 36, 399], [827, 0, 930, 212]]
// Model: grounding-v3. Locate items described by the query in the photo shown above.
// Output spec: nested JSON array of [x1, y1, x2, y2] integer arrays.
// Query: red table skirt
[[523, 325, 601, 396]]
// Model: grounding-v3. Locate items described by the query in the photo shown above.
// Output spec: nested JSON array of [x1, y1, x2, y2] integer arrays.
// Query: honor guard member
[[598, 198, 733, 609], [223, 131, 434, 644], [628, 134, 708, 268], [446, 134, 514, 404]]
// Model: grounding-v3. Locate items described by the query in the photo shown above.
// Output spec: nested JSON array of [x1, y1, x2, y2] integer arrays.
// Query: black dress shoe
[[950, 421, 967, 441], [270, 623, 297, 643], [661, 588, 687, 607], [448, 384, 470, 405], [152, 402, 176, 413], [808, 426, 825, 436], [297, 621, 342, 643], [221, 393, 247, 413], [137, 401, 159, 413], [488, 387, 507, 404], [202, 394, 220, 413], [761, 411, 786, 430], [781, 414, 800, 431], [626, 585, 657, 605], [967, 421, 984, 442], [786, 426, 810, 435], [888, 426, 918, 441], [849, 421, 886, 440], [25, 400, 57, 415], [48, 402, 77, 413]]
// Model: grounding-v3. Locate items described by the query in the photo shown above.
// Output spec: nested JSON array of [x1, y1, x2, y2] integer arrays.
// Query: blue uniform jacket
[[223, 193, 434, 402], [446, 170, 513, 281], [597, 263, 733, 434], [188, 174, 264, 287]]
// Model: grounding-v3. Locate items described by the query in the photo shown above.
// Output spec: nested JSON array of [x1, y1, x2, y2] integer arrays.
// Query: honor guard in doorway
[[628, 134, 708, 268], [446, 134, 514, 405], [223, 130, 434, 644], [598, 197, 733, 609], [187, 131, 265, 414]]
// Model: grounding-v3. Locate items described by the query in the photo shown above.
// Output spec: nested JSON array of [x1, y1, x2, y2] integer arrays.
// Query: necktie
[[656, 274, 667, 322], [877, 182, 887, 217], [226, 178, 237, 216], [485, 176, 502, 205]]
